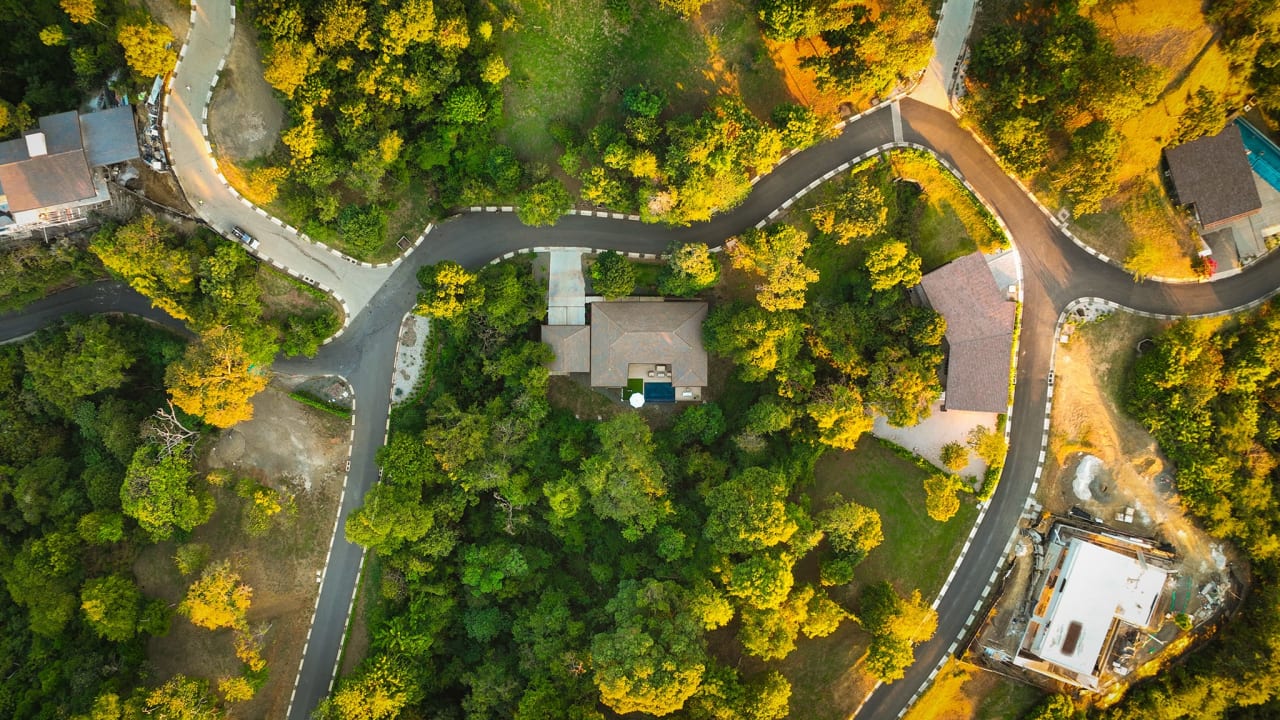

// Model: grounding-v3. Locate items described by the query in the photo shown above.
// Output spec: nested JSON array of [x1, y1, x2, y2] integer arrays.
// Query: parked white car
[[230, 225, 259, 251]]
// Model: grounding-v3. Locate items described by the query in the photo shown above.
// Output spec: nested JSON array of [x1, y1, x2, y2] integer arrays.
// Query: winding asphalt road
[[6, 4, 1280, 718]]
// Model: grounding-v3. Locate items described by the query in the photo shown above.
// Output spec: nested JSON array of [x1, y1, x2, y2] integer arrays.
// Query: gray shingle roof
[[1165, 124, 1262, 230], [542, 324, 591, 374], [80, 106, 140, 166], [38, 111, 83, 155], [589, 301, 708, 388], [920, 253, 1015, 414]]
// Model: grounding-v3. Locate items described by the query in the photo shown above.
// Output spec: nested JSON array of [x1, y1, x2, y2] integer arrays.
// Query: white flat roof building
[[1015, 533, 1170, 690]]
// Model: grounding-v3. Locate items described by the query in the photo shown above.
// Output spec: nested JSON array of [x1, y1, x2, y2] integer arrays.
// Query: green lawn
[[975, 677, 1045, 719], [496, 0, 788, 162], [812, 437, 978, 601], [780, 437, 981, 719]]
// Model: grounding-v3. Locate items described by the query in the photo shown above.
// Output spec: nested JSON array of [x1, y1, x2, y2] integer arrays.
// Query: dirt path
[[208, 16, 284, 162]]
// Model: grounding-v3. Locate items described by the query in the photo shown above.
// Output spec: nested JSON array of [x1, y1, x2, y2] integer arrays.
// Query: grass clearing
[[497, 0, 789, 162], [258, 264, 343, 325], [888, 150, 1004, 267], [904, 658, 1045, 720], [779, 438, 981, 719], [1072, 180, 1196, 278], [813, 438, 979, 600]]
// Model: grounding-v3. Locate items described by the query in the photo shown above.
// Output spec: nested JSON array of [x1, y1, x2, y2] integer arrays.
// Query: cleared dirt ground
[[1041, 312, 1230, 577], [134, 385, 351, 718], [208, 20, 285, 162]]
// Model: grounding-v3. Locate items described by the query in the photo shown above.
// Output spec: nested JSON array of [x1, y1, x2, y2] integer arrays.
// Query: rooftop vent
[[24, 132, 48, 158]]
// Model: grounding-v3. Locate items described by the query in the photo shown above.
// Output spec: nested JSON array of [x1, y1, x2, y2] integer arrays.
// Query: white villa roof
[[1031, 537, 1168, 678]]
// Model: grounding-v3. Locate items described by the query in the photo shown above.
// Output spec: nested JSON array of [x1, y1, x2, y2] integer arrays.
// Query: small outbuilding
[[919, 252, 1015, 414], [1164, 123, 1262, 232]]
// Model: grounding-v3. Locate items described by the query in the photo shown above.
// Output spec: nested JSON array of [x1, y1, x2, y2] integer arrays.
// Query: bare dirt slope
[[208, 20, 284, 162], [1042, 312, 1234, 587], [134, 386, 350, 719]]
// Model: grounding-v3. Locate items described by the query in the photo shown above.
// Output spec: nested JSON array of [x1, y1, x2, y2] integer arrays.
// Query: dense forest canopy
[[963, 0, 1163, 214], [0, 315, 182, 717], [333, 151, 968, 717]]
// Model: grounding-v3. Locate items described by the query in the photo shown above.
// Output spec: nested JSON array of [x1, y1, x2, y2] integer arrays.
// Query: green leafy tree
[[589, 251, 637, 299], [864, 239, 922, 291], [728, 225, 819, 311], [623, 84, 666, 118], [591, 579, 708, 715], [859, 582, 937, 682], [672, 403, 726, 446], [659, 242, 720, 296], [817, 494, 883, 585], [772, 103, 833, 149], [22, 316, 134, 413], [579, 413, 671, 539], [80, 574, 142, 642], [517, 179, 572, 227], [724, 550, 796, 610], [1053, 120, 1121, 215], [865, 348, 939, 426], [442, 85, 488, 124], [90, 216, 196, 322], [120, 445, 213, 540], [703, 305, 805, 382], [703, 467, 799, 555]]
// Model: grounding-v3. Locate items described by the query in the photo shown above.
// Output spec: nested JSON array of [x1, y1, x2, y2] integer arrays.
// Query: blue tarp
[[643, 382, 675, 403], [1237, 119, 1280, 194]]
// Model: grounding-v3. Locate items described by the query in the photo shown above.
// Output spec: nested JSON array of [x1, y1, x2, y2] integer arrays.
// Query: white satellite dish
[[629, 392, 645, 408]]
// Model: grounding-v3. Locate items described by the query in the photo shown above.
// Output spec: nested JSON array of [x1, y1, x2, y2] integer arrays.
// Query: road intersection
[[6, 2, 1280, 718]]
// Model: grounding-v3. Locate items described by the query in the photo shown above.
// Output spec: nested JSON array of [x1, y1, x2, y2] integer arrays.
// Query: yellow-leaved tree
[[179, 561, 252, 631], [263, 40, 317, 98], [90, 216, 196, 322], [807, 384, 873, 450], [166, 326, 267, 428], [117, 19, 176, 77], [316, 656, 411, 720], [728, 225, 818, 312]]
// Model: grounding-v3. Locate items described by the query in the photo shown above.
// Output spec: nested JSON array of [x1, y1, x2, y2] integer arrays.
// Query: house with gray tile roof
[[1164, 124, 1262, 231], [541, 300, 709, 403], [0, 107, 140, 234], [919, 252, 1015, 414]]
